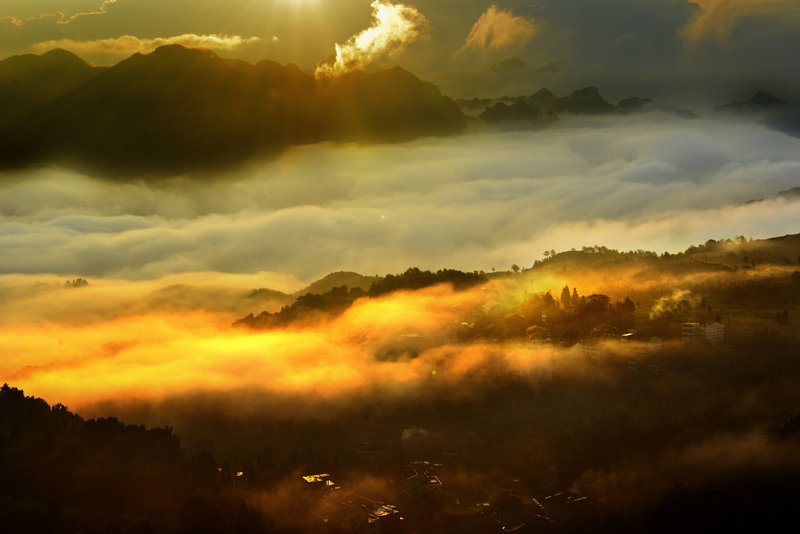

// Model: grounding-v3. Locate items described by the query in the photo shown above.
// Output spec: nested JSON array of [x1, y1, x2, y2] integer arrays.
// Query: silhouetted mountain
[[558, 86, 615, 114], [528, 87, 559, 113], [479, 99, 546, 124], [248, 287, 292, 301], [0, 46, 466, 174], [0, 49, 104, 128], [459, 85, 699, 126], [317, 66, 465, 142], [294, 271, 379, 297], [749, 90, 787, 107], [717, 90, 787, 112], [453, 96, 496, 114]]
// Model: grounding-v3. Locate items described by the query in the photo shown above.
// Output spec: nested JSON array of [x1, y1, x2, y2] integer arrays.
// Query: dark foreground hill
[[0, 46, 466, 175]]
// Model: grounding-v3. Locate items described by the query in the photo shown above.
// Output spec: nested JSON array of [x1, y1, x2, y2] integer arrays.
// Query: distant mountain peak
[[531, 87, 556, 99], [528, 87, 559, 113], [570, 86, 602, 98], [0, 48, 91, 71], [148, 44, 218, 60], [559, 86, 614, 114], [718, 90, 788, 112], [489, 57, 528, 74], [749, 90, 786, 107], [41, 48, 85, 61], [0, 46, 465, 173]]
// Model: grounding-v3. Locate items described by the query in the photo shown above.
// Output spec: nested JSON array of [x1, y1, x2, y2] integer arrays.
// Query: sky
[[1, 1, 800, 99]]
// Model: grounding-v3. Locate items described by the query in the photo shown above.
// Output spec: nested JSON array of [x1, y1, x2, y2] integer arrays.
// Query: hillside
[[236, 234, 800, 337], [0, 46, 466, 174], [0, 49, 105, 129], [293, 271, 379, 297]]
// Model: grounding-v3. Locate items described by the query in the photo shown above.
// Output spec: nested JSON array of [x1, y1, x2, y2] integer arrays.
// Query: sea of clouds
[[2, 113, 799, 282]]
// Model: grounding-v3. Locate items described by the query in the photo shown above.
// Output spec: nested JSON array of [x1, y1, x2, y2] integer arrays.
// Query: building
[[302, 473, 336, 491], [482, 299, 507, 317], [526, 325, 552, 344], [404, 471, 443, 499], [620, 332, 638, 343], [682, 322, 701, 339], [682, 322, 724, 344], [326, 492, 403, 532], [702, 322, 725, 344]]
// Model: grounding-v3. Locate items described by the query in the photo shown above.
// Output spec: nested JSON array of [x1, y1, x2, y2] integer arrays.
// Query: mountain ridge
[[0, 45, 466, 175]]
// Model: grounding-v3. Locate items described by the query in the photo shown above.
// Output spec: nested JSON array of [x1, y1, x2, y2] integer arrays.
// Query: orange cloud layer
[[0, 280, 567, 411], [4, 255, 787, 418]]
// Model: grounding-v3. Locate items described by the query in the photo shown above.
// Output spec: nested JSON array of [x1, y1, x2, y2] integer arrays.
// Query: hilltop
[[234, 233, 800, 341]]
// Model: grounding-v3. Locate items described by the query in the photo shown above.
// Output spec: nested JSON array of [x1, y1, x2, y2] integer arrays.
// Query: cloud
[[459, 4, 536, 53], [0, 15, 23, 27], [55, 0, 118, 25], [682, 0, 800, 44], [315, 0, 428, 78], [1, 0, 118, 27], [2, 115, 800, 281], [31, 33, 262, 57]]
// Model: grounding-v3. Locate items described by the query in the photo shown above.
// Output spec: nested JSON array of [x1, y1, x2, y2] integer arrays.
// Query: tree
[[617, 296, 635, 314], [585, 294, 611, 312], [561, 285, 572, 308], [511, 264, 520, 273]]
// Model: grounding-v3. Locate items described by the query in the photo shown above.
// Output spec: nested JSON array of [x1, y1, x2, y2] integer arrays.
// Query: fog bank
[[2, 115, 799, 280]]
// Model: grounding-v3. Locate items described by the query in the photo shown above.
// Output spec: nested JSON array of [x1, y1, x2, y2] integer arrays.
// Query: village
[[214, 299, 754, 533]]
